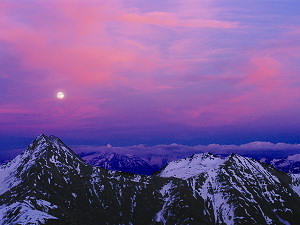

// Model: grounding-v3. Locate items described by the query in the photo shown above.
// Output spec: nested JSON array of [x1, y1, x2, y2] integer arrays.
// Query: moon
[[57, 92, 64, 99]]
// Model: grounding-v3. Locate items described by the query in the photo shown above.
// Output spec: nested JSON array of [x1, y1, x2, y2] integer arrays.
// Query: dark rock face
[[1, 134, 300, 225]]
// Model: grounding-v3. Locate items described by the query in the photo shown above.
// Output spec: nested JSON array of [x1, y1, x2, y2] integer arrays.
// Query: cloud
[[72, 141, 300, 162], [120, 12, 238, 29], [287, 154, 300, 162], [4, 141, 300, 165]]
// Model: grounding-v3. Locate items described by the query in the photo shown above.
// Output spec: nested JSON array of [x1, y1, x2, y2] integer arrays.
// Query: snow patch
[[0, 202, 57, 225], [155, 182, 174, 223], [290, 174, 300, 197], [0, 154, 23, 195]]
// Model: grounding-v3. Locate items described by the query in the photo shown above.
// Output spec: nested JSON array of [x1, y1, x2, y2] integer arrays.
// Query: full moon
[[57, 92, 64, 99]]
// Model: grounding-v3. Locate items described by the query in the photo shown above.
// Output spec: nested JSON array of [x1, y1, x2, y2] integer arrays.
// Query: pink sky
[[1, 0, 300, 146]]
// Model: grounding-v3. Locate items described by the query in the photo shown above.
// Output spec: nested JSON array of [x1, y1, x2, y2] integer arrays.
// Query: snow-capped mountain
[[78, 150, 300, 176], [1, 134, 300, 224], [79, 152, 158, 175], [158, 153, 300, 224]]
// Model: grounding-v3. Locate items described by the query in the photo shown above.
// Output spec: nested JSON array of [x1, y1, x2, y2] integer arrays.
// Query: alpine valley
[[1, 135, 300, 225]]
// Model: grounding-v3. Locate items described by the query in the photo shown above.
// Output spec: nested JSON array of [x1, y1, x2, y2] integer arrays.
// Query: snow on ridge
[[0, 202, 57, 225], [155, 181, 174, 223], [159, 153, 225, 179], [158, 152, 278, 180], [290, 174, 300, 197], [0, 154, 23, 196], [0, 136, 51, 196]]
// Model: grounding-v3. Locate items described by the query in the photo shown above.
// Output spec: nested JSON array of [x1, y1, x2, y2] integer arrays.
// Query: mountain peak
[[29, 134, 70, 155], [159, 152, 225, 179], [28, 134, 51, 153], [34, 133, 49, 143], [34, 134, 60, 142], [34, 134, 63, 143], [82, 151, 155, 175], [229, 152, 237, 157], [30, 134, 61, 148], [18, 134, 86, 177], [193, 152, 217, 159]]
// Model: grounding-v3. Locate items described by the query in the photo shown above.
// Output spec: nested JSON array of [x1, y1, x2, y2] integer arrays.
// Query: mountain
[[0, 135, 208, 224], [79, 152, 158, 175], [1, 135, 300, 224], [158, 153, 300, 224], [78, 151, 300, 176]]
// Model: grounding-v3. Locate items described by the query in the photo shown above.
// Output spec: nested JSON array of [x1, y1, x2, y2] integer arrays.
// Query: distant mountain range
[[1, 134, 300, 224], [78, 152, 160, 175], [259, 157, 300, 174], [79, 151, 300, 175]]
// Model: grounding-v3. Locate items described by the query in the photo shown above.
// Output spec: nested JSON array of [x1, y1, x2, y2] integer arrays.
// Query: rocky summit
[[1, 134, 300, 224]]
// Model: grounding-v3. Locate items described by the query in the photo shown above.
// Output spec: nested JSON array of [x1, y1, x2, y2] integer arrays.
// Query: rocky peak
[[158, 152, 225, 179], [26, 134, 80, 161]]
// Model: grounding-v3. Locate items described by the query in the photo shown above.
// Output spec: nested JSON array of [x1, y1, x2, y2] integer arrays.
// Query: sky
[[1, 0, 300, 151]]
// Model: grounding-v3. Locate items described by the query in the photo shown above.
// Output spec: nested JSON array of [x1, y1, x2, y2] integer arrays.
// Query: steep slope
[[0, 134, 89, 224], [80, 152, 157, 175], [159, 153, 300, 224]]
